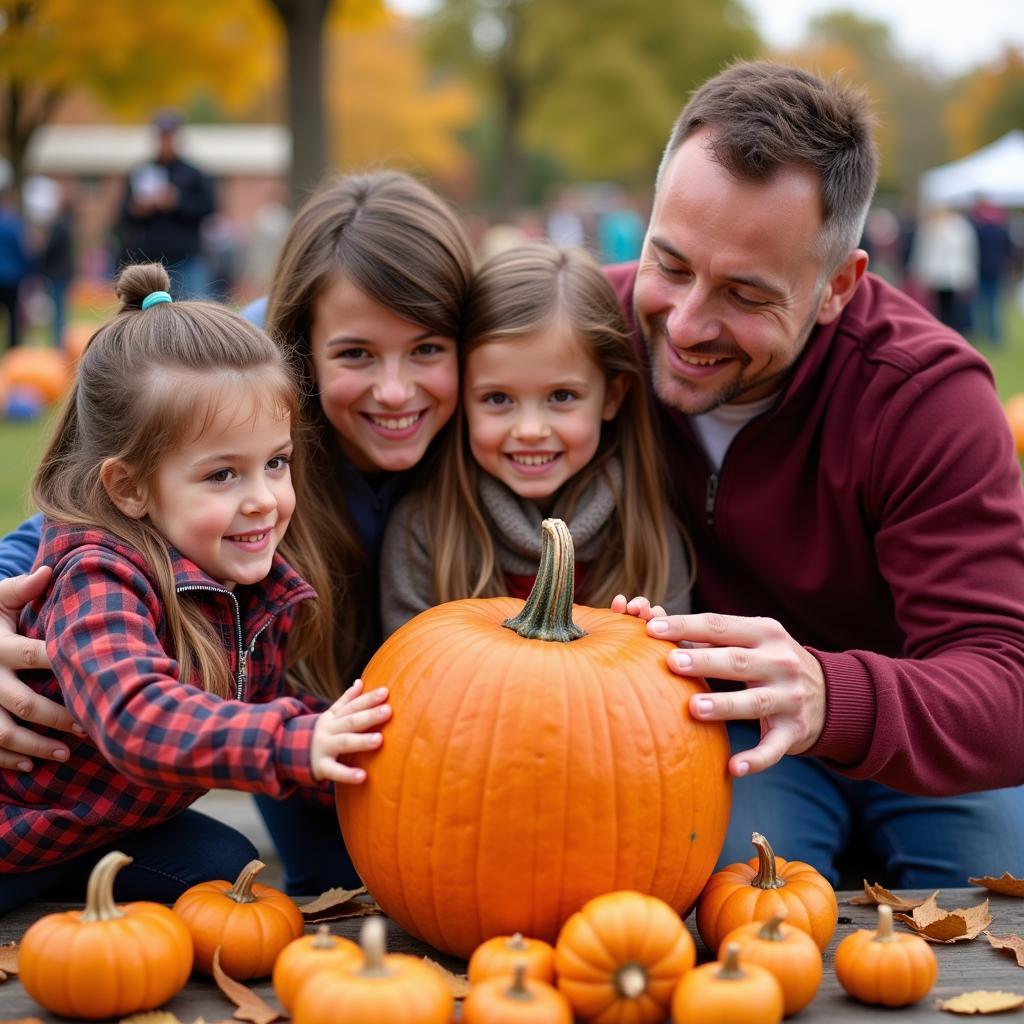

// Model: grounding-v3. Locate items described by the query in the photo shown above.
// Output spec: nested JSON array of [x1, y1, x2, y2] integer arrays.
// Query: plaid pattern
[[2, 521, 333, 872]]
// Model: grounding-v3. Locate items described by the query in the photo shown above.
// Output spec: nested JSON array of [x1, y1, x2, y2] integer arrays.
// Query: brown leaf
[[0, 943, 19, 974], [300, 885, 380, 923], [894, 894, 992, 943], [849, 881, 939, 911], [422, 956, 471, 999], [938, 990, 1024, 1014], [211, 947, 284, 1024], [986, 932, 1024, 968], [970, 873, 1024, 898]]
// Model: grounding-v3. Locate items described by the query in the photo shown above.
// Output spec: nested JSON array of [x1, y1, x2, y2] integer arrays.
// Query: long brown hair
[[265, 170, 474, 681], [424, 242, 678, 607], [33, 263, 335, 699]]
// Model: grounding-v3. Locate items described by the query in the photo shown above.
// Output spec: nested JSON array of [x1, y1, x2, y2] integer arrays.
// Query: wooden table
[[1, 889, 1020, 1021]]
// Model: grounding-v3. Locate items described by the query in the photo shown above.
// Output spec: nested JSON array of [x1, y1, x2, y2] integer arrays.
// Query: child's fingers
[[333, 686, 389, 717], [315, 759, 368, 785], [330, 704, 391, 734], [330, 731, 383, 755]]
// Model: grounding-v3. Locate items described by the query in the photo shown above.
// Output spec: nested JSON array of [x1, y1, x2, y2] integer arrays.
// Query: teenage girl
[[379, 241, 692, 633], [0, 264, 390, 912]]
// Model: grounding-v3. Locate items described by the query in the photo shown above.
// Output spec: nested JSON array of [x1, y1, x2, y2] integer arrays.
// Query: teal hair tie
[[141, 290, 172, 310]]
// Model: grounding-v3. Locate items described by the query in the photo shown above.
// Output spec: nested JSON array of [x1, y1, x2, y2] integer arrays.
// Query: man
[[118, 112, 215, 298], [608, 61, 1024, 884]]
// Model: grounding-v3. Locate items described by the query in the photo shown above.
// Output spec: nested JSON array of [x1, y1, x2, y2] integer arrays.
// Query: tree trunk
[[270, 0, 331, 209], [495, 1, 525, 216]]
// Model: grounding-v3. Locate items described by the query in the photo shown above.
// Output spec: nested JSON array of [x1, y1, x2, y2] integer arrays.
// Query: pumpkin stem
[[312, 924, 336, 949], [716, 942, 747, 980], [503, 518, 586, 643], [615, 964, 648, 1000], [506, 960, 532, 1001], [79, 850, 130, 923], [507, 932, 527, 950], [874, 904, 898, 943], [757, 911, 788, 941], [226, 859, 266, 903], [359, 916, 393, 977], [750, 832, 786, 890]]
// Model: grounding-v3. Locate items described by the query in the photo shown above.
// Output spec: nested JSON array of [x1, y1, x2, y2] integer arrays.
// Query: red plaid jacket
[[2, 520, 332, 872]]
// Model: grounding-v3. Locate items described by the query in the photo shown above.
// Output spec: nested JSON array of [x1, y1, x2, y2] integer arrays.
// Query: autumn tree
[[946, 46, 1024, 157]]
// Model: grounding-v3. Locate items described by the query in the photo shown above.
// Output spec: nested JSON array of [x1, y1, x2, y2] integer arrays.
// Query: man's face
[[635, 131, 841, 415]]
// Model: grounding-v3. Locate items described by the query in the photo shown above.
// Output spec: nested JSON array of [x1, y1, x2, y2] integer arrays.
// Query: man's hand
[[0, 566, 83, 771]]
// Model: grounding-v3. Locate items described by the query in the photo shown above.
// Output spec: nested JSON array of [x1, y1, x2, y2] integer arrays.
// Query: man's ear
[[816, 248, 869, 325], [602, 373, 630, 421], [100, 458, 148, 519]]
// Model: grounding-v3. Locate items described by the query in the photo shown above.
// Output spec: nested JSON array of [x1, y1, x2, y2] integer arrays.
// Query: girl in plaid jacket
[[0, 263, 390, 912]]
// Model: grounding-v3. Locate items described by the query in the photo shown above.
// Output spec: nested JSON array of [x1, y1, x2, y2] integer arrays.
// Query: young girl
[[379, 242, 692, 633], [0, 263, 390, 913]]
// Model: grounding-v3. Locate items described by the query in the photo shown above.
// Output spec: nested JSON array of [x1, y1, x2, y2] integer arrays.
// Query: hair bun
[[115, 263, 172, 310]]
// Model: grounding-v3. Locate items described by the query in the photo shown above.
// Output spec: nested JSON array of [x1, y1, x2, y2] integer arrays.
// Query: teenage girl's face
[[145, 389, 295, 589], [464, 321, 626, 507], [309, 275, 459, 474]]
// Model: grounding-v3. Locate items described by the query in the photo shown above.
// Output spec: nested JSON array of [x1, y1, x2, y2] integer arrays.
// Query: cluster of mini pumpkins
[[15, 832, 940, 1023]]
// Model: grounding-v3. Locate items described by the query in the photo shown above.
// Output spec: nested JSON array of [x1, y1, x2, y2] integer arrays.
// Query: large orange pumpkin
[[337, 518, 731, 958]]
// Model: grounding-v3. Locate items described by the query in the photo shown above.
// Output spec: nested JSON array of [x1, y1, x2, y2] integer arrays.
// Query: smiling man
[[608, 61, 1024, 887]]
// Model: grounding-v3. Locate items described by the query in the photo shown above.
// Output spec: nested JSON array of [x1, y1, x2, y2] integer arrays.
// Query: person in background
[[910, 203, 977, 334], [38, 183, 75, 348], [0, 185, 29, 349], [969, 195, 1015, 346], [117, 111, 215, 298]]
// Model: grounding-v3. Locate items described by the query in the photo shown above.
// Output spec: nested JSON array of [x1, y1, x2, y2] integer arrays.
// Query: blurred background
[[1, 0, 1024, 533]]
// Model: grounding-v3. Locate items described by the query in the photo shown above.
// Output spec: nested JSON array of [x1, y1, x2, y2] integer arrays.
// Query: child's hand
[[310, 679, 391, 784], [611, 594, 667, 621]]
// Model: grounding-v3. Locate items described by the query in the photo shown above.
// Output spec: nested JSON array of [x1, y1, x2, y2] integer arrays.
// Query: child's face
[[145, 392, 295, 589], [464, 322, 626, 506], [309, 275, 459, 474]]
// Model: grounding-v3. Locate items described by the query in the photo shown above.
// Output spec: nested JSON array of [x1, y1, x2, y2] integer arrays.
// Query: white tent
[[919, 130, 1024, 209]]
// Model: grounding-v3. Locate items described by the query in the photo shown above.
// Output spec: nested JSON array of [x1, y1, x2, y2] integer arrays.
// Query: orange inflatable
[[1004, 394, 1024, 455], [0, 346, 70, 404]]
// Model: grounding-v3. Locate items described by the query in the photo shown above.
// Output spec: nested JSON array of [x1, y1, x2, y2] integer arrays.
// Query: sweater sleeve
[[44, 548, 321, 796], [378, 492, 437, 637], [0, 513, 43, 579], [805, 359, 1024, 795]]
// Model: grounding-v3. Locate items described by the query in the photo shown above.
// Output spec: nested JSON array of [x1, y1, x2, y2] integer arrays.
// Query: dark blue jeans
[[721, 721, 1024, 887], [0, 809, 258, 915]]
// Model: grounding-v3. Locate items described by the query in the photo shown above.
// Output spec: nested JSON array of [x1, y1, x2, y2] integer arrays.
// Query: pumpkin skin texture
[[464, 963, 573, 1024], [834, 904, 937, 1006], [719, 912, 822, 1016], [19, 851, 194, 1019], [671, 942, 784, 1024], [696, 832, 838, 953], [337, 519, 731, 958], [554, 890, 696, 1024], [468, 933, 556, 985], [272, 924, 361, 1011], [172, 858, 304, 979]]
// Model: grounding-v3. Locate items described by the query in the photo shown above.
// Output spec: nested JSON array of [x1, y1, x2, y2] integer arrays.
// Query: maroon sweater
[[607, 263, 1024, 796]]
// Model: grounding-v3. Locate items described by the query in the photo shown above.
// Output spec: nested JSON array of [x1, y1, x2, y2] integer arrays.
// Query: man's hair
[[657, 61, 879, 272]]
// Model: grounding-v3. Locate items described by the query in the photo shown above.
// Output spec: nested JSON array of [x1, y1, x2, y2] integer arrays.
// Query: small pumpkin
[[292, 916, 453, 1024], [172, 858, 304, 978], [554, 889, 696, 1024], [464, 961, 573, 1024], [696, 832, 837, 952], [671, 942, 784, 1024], [272, 924, 362, 1011], [834, 903, 937, 1006], [719, 910, 822, 1016], [469, 932, 556, 985], [19, 851, 194, 1019]]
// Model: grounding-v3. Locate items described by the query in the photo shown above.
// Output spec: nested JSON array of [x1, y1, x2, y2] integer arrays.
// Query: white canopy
[[919, 130, 1024, 209]]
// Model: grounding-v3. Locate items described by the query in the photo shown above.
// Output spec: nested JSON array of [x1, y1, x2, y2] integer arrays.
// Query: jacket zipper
[[705, 473, 719, 527], [175, 584, 245, 699]]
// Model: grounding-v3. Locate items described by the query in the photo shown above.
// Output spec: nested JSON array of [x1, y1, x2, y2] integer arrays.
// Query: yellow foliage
[[946, 46, 1024, 156]]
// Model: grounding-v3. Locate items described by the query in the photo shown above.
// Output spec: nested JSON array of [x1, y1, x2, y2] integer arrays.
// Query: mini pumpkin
[[172, 858, 304, 978], [671, 942, 784, 1024], [555, 889, 696, 1024], [464, 961, 573, 1024], [292, 916, 453, 1024], [696, 832, 837, 952], [19, 851, 194, 1019], [469, 932, 556, 985], [719, 910, 822, 1016], [272, 924, 362, 1011], [834, 903, 938, 1006]]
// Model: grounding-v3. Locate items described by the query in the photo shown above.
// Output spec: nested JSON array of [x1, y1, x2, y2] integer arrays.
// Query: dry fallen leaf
[[211, 947, 284, 1024], [986, 932, 1024, 968], [970, 873, 1024, 898], [422, 956, 471, 999], [0, 943, 19, 975], [938, 990, 1024, 1014], [849, 881, 939, 911], [120, 1014, 188, 1024], [894, 894, 992, 943], [301, 885, 380, 923]]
